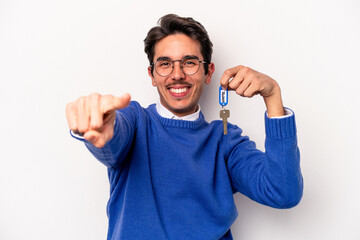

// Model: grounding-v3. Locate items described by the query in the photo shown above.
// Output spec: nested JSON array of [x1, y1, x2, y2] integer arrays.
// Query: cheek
[[193, 76, 207, 89], [196, 84, 205, 95], [152, 77, 167, 89]]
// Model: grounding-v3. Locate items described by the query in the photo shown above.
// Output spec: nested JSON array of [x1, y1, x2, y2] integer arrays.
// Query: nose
[[171, 61, 185, 80]]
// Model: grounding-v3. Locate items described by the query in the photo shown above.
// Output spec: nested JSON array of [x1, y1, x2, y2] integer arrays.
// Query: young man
[[66, 14, 303, 240]]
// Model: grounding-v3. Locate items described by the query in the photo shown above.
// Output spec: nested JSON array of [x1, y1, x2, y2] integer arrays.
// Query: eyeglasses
[[152, 56, 207, 77]]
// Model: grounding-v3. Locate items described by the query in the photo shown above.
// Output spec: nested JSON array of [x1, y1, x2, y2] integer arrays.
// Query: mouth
[[167, 85, 191, 98]]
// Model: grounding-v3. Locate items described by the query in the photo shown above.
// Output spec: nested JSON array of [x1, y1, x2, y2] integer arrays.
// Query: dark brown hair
[[144, 14, 213, 75]]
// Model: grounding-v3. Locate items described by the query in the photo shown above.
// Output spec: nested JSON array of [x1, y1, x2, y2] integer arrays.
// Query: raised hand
[[220, 65, 285, 117], [66, 93, 131, 148]]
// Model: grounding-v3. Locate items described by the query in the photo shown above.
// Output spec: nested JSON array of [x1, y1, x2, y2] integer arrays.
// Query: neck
[[160, 101, 198, 117], [156, 101, 201, 121], [172, 106, 198, 117]]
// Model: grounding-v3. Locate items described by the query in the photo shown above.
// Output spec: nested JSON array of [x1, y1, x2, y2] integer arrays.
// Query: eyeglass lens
[[155, 58, 201, 76]]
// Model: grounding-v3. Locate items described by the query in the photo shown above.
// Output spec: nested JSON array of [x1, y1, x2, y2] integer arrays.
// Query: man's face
[[148, 34, 214, 117]]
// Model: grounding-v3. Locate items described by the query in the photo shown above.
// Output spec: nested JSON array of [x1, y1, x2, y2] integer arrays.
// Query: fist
[[220, 65, 285, 117], [220, 65, 280, 98], [66, 93, 131, 148]]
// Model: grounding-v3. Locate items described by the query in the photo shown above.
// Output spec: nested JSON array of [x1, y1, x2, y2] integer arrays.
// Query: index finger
[[220, 65, 243, 90], [101, 93, 131, 114]]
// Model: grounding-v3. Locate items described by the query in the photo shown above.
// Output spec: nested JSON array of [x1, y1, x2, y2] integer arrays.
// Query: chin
[[170, 103, 197, 115]]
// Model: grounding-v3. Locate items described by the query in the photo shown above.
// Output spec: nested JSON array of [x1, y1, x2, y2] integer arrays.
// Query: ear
[[148, 66, 157, 86], [205, 63, 215, 85]]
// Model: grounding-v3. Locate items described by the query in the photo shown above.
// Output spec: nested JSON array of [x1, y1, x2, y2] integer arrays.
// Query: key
[[220, 109, 230, 135]]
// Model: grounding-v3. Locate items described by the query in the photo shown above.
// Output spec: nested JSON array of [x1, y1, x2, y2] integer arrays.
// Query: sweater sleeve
[[226, 110, 303, 209], [83, 102, 138, 168]]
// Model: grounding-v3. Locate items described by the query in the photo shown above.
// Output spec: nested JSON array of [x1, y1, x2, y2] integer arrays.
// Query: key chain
[[219, 86, 230, 135], [219, 86, 228, 107]]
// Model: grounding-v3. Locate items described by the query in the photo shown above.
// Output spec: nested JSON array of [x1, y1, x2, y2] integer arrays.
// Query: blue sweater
[[81, 101, 303, 240]]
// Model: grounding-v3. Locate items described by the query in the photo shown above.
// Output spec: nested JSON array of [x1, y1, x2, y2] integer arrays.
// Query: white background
[[1, 0, 359, 239]]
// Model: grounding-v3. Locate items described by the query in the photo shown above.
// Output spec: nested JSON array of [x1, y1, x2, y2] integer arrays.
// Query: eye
[[157, 60, 172, 68], [183, 59, 197, 67]]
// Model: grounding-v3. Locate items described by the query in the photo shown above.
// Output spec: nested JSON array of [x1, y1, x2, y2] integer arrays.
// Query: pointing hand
[[66, 93, 131, 148]]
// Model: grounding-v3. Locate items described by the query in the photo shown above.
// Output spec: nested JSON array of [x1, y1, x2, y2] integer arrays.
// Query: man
[[66, 14, 303, 240]]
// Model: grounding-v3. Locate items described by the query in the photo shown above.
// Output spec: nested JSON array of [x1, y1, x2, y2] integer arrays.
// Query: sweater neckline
[[148, 104, 208, 129]]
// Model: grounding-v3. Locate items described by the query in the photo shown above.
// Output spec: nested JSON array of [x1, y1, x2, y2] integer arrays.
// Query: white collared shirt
[[156, 100, 200, 121]]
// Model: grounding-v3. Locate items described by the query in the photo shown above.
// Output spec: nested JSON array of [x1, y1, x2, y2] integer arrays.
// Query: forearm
[[227, 112, 303, 209], [262, 112, 303, 208], [85, 111, 135, 168], [263, 84, 285, 118]]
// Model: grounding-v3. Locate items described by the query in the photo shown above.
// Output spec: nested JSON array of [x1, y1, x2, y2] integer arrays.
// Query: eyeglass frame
[[151, 55, 207, 77]]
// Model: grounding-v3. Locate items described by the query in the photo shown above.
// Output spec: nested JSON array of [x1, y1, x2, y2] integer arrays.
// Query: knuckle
[[79, 122, 90, 132], [78, 126, 90, 135], [90, 122, 101, 130], [66, 102, 75, 115], [250, 77, 258, 86], [91, 92, 101, 97], [229, 81, 236, 89], [67, 121, 77, 131], [66, 102, 73, 111], [246, 71, 255, 79], [235, 88, 243, 95], [242, 66, 249, 73], [90, 92, 101, 101], [224, 69, 233, 77], [76, 96, 87, 108], [244, 92, 251, 98], [78, 125, 88, 133], [77, 96, 86, 103]]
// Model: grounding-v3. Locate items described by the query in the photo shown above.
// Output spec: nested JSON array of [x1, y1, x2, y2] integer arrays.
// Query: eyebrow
[[155, 55, 200, 62]]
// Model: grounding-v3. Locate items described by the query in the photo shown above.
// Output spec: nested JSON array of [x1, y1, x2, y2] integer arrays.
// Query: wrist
[[263, 86, 285, 117]]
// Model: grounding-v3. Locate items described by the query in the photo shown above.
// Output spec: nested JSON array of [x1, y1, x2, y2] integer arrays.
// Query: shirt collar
[[156, 100, 201, 121]]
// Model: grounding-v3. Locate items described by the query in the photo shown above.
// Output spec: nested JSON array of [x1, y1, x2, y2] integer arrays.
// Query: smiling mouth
[[168, 86, 191, 97], [169, 87, 189, 94]]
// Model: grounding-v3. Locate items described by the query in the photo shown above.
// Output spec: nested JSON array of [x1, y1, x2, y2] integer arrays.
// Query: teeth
[[170, 87, 188, 94]]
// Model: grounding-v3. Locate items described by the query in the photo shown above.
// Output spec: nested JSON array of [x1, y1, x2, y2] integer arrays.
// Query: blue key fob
[[219, 86, 228, 107]]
